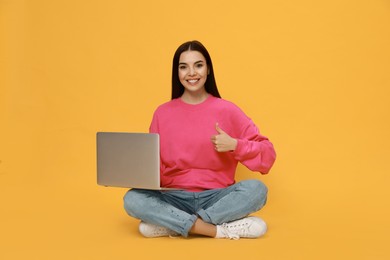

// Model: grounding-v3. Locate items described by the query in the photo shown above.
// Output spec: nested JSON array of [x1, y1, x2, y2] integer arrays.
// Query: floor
[[1, 154, 389, 260]]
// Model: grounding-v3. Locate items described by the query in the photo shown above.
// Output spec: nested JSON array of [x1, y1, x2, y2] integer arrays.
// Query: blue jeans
[[123, 179, 268, 237]]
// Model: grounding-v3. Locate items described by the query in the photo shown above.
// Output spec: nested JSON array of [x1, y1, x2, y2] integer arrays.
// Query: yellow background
[[1, 0, 389, 259]]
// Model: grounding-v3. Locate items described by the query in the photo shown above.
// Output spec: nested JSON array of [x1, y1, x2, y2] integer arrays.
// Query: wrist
[[231, 138, 238, 151]]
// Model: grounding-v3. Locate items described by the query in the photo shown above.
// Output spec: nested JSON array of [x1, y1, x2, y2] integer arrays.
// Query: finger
[[215, 123, 226, 134]]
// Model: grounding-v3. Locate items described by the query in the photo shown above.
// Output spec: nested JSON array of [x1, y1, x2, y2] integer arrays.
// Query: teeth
[[188, 79, 198, 83]]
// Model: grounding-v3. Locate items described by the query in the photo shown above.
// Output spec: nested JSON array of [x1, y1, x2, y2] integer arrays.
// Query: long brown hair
[[171, 41, 221, 99]]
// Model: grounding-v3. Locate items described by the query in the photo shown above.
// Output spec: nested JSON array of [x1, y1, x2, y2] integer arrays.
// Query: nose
[[189, 67, 196, 76]]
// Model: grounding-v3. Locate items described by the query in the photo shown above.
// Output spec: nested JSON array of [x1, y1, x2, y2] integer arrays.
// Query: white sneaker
[[216, 216, 267, 240], [138, 221, 180, 238]]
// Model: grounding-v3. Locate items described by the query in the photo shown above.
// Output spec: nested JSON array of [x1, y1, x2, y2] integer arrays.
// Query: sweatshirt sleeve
[[149, 110, 159, 134], [232, 118, 276, 174], [149, 109, 167, 173]]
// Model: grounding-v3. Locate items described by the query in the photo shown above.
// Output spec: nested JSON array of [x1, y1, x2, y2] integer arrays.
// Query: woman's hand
[[210, 123, 238, 152]]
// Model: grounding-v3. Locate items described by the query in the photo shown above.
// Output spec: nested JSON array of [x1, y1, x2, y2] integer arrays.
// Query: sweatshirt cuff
[[232, 139, 246, 160]]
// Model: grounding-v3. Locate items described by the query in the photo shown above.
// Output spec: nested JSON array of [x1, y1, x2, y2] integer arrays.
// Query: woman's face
[[178, 50, 209, 95]]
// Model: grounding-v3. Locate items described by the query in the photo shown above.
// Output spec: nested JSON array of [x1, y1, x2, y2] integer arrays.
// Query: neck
[[181, 90, 209, 104]]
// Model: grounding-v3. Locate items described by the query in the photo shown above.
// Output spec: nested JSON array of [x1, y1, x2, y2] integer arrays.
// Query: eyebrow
[[179, 60, 205, 65]]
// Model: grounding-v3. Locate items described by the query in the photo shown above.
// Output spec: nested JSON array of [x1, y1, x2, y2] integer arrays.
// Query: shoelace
[[222, 220, 255, 240], [153, 227, 168, 236], [141, 223, 175, 236], [220, 223, 240, 240], [153, 227, 178, 236]]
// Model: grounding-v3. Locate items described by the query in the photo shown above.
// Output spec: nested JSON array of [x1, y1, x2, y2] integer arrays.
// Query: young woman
[[123, 40, 276, 239]]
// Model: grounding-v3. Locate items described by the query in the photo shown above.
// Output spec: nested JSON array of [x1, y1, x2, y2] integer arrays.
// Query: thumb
[[215, 123, 226, 134]]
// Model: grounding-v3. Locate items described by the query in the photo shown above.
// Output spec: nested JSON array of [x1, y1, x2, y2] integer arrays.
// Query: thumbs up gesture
[[211, 123, 238, 152]]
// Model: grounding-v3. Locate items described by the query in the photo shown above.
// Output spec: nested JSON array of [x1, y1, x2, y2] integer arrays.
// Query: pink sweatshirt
[[149, 95, 276, 191]]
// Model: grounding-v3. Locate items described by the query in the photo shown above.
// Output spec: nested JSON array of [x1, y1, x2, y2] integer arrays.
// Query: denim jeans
[[123, 179, 268, 237]]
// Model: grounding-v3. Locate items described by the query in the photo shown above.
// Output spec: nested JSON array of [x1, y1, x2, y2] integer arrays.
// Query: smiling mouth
[[187, 79, 200, 84]]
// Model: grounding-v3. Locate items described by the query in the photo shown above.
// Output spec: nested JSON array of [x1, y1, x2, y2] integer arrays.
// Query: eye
[[179, 65, 187, 70], [196, 63, 204, 68]]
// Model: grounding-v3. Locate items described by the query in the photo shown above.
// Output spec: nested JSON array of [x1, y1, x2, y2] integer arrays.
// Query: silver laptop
[[96, 132, 177, 190]]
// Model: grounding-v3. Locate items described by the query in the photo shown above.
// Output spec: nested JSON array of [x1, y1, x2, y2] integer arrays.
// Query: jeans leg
[[123, 189, 197, 237], [197, 179, 268, 225]]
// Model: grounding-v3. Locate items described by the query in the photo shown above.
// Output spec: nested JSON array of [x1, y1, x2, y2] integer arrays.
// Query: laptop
[[96, 132, 178, 190]]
